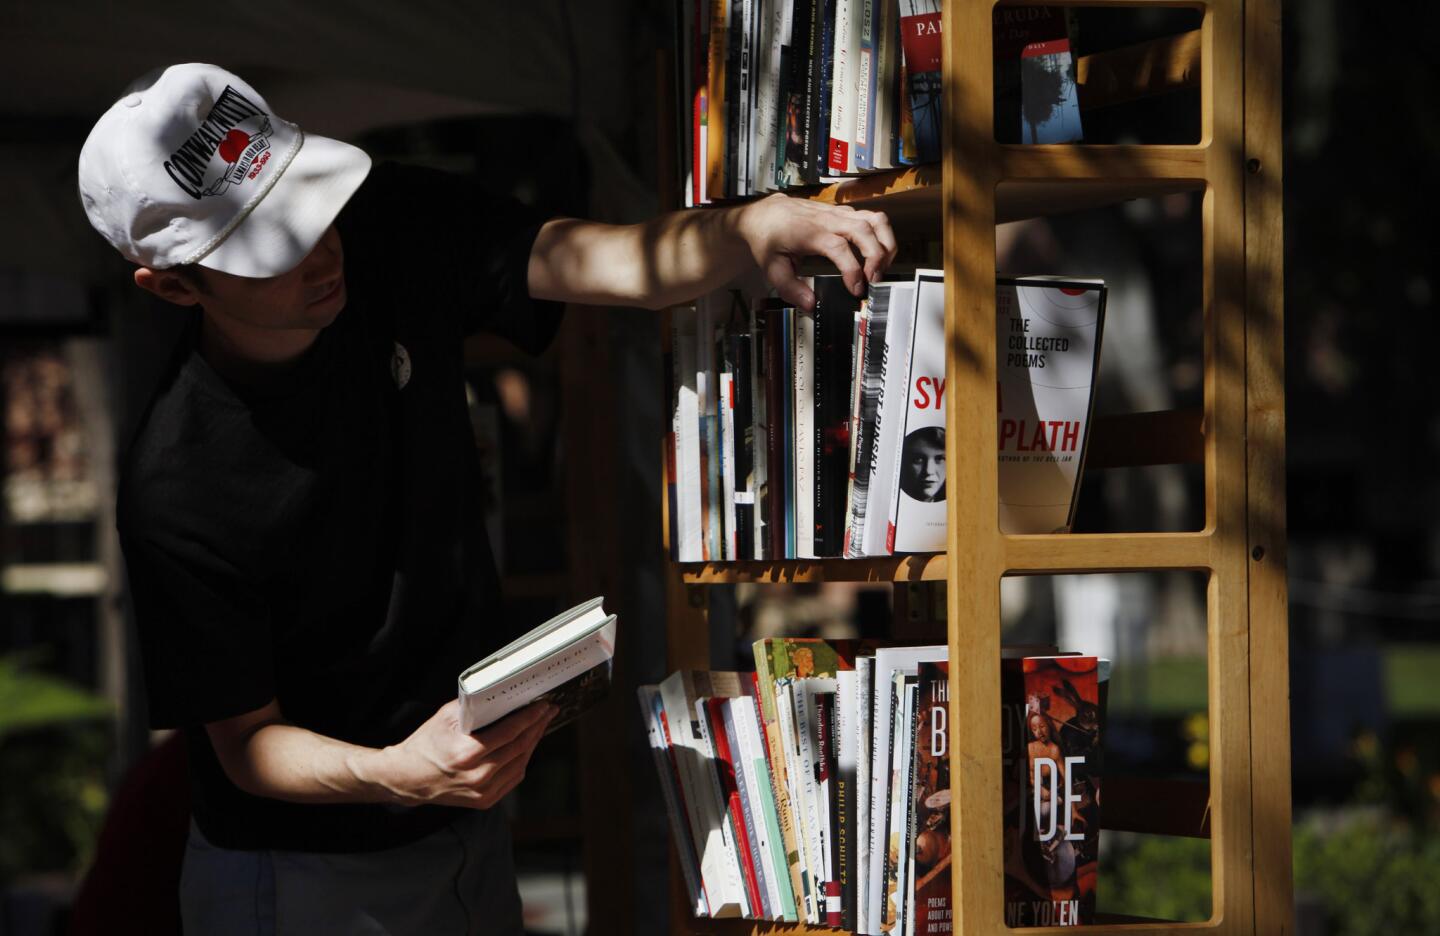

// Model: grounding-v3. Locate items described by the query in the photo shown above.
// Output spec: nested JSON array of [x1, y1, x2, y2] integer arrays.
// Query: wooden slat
[[1102, 777, 1212, 838], [1085, 408, 1205, 469], [1000, 144, 1208, 181], [1077, 30, 1203, 111], [1244, 0, 1294, 932], [1003, 532, 1212, 574]]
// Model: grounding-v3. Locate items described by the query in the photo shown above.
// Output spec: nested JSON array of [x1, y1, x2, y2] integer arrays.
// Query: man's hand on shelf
[[732, 193, 898, 311]]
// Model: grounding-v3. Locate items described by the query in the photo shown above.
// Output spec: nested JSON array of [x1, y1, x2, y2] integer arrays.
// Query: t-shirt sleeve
[[120, 530, 276, 730], [343, 162, 566, 354]]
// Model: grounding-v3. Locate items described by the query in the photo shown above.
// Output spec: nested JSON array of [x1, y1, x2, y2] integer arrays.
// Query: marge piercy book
[[458, 597, 615, 734]]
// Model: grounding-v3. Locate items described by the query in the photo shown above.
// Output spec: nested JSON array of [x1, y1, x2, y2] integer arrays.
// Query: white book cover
[[777, 679, 816, 922], [695, 698, 754, 919], [827, 0, 865, 174], [697, 298, 723, 560], [639, 686, 710, 917], [793, 306, 817, 559], [659, 671, 746, 918], [673, 309, 703, 562], [889, 270, 946, 554], [866, 644, 946, 934], [756, 0, 785, 191], [855, 656, 874, 933], [862, 282, 915, 556], [720, 370, 738, 560], [996, 276, 1106, 533], [846, 287, 890, 558]]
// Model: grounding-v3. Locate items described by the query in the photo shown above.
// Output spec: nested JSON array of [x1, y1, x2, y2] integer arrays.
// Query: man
[[79, 63, 896, 933]]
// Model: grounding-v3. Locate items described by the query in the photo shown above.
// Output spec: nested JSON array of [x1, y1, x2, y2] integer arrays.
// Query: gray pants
[[179, 810, 523, 935]]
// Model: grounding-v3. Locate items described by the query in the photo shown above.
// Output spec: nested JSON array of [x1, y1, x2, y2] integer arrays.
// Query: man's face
[[137, 224, 346, 332], [198, 225, 347, 331]]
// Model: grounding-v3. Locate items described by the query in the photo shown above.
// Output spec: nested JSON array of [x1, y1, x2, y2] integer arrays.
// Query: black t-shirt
[[117, 162, 564, 852]]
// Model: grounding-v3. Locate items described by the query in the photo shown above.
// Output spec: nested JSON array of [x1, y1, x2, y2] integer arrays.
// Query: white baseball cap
[[78, 63, 372, 278]]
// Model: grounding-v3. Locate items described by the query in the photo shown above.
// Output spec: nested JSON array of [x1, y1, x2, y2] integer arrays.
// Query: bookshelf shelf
[[658, 1, 1288, 933]]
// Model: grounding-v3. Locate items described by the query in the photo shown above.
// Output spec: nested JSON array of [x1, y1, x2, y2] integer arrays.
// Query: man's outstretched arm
[[526, 194, 898, 312]]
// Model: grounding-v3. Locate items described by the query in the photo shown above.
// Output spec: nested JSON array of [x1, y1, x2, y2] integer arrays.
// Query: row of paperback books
[[672, 0, 1084, 203], [640, 638, 1108, 931], [665, 273, 1107, 562]]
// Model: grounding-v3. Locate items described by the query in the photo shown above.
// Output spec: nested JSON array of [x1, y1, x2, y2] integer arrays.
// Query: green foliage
[[0, 655, 112, 885], [1294, 810, 1440, 936], [1098, 832, 1212, 923]]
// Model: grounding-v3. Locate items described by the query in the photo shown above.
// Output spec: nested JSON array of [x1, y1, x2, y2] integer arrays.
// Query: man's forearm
[[527, 194, 897, 313], [217, 718, 401, 805], [528, 207, 751, 312]]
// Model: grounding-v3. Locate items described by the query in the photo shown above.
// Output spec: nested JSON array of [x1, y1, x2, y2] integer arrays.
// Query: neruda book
[[458, 597, 615, 734]]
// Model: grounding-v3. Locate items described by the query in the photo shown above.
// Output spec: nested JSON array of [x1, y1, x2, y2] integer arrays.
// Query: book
[[836, 667, 860, 930], [813, 685, 842, 926], [826, 0, 864, 174], [638, 685, 710, 917], [867, 645, 945, 934], [1020, 28, 1082, 144], [756, 300, 785, 559], [813, 0, 838, 179], [862, 281, 915, 557], [457, 596, 615, 734], [734, 689, 799, 920], [708, 696, 768, 916], [778, 0, 812, 186], [996, 277, 1106, 534], [845, 285, 890, 557], [813, 276, 860, 556], [896, 0, 941, 163], [855, 655, 875, 931], [660, 670, 748, 918], [756, 0, 787, 191], [1003, 656, 1104, 927], [670, 308, 703, 562], [696, 695, 756, 918], [871, 0, 899, 170], [910, 662, 952, 934], [708, 0, 732, 199], [889, 270, 946, 553], [793, 301, 817, 557]]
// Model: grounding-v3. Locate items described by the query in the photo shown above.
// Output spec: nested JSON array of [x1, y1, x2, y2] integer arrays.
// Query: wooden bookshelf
[[660, 2, 1289, 933]]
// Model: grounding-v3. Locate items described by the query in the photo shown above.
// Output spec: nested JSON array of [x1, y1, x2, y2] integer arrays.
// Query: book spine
[[782, 306, 797, 558], [847, 289, 889, 557], [720, 369, 737, 560], [816, 692, 842, 928], [864, 283, 914, 556], [853, 0, 875, 169], [640, 687, 709, 917], [827, 0, 857, 174], [744, 683, 800, 920], [881, 671, 909, 931], [778, 680, 816, 921], [813, 278, 858, 557], [696, 697, 753, 917], [764, 306, 786, 560], [854, 658, 873, 931], [729, 0, 748, 195], [794, 305, 816, 558], [731, 330, 756, 560], [841, 308, 866, 557], [731, 696, 779, 919], [715, 698, 769, 917], [836, 670, 857, 930], [799, 0, 823, 183], [814, 0, 837, 179], [708, 0, 731, 199], [872, 0, 897, 170], [762, 681, 808, 921], [902, 679, 920, 935], [755, 0, 783, 191]]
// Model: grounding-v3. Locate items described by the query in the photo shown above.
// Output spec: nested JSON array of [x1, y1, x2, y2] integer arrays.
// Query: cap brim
[[197, 133, 371, 278]]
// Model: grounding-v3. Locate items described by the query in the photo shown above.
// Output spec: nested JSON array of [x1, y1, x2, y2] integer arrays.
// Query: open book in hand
[[458, 597, 617, 734]]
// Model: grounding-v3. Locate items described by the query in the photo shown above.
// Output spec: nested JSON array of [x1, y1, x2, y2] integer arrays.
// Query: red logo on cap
[[218, 129, 251, 164]]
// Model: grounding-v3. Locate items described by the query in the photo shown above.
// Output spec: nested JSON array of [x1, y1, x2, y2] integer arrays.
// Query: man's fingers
[[840, 218, 887, 284], [815, 234, 865, 297], [470, 702, 553, 753], [861, 210, 899, 268], [765, 254, 814, 311]]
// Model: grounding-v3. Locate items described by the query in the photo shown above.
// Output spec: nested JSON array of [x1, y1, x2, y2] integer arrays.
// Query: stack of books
[[639, 638, 1110, 930], [672, 0, 1083, 204], [665, 273, 1107, 562]]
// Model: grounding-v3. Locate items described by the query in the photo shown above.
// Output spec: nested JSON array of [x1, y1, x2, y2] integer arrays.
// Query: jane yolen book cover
[[1003, 656, 1102, 927]]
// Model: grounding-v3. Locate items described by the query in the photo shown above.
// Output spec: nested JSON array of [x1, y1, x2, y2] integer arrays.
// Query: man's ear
[[133, 267, 203, 307]]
